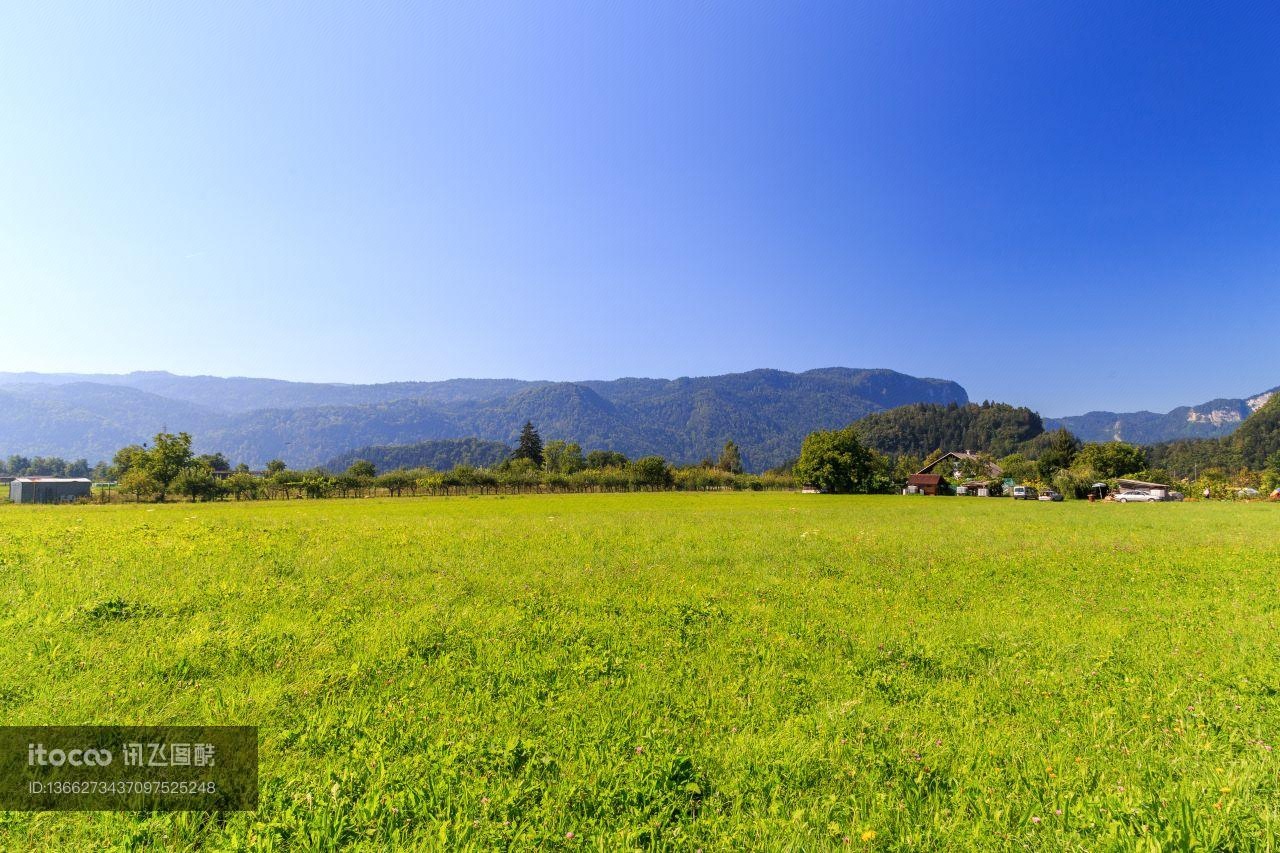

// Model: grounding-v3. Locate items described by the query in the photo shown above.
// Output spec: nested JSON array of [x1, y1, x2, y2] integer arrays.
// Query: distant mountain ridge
[[0, 371, 538, 413], [0, 367, 968, 471], [1047, 387, 1278, 445]]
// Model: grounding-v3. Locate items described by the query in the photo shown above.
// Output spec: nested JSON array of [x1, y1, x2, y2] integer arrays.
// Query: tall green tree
[[196, 452, 231, 471], [543, 440, 585, 474], [1074, 442, 1147, 479], [794, 426, 878, 493], [120, 468, 159, 502], [1037, 428, 1080, 480], [225, 471, 260, 501], [347, 459, 377, 479], [111, 445, 148, 478], [631, 456, 673, 488], [998, 453, 1040, 485], [585, 450, 628, 469], [717, 440, 744, 474], [513, 421, 544, 468], [146, 432, 194, 502], [173, 462, 219, 502], [891, 454, 924, 484]]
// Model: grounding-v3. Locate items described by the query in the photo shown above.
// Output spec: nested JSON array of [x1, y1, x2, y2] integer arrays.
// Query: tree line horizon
[[5, 400, 1279, 502]]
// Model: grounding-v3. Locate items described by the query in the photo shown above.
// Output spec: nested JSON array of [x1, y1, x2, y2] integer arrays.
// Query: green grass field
[[0, 493, 1277, 850]]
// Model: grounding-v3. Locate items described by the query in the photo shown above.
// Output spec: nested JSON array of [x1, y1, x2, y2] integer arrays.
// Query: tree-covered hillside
[[323, 438, 512, 473], [1234, 393, 1280, 468], [853, 402, 1045, 459]]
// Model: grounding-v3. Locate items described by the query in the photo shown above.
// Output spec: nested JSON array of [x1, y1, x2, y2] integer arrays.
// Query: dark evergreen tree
[[1036, 427, 1081, 479], [513, 421, 544, 468], [717, 440, 744, 474]]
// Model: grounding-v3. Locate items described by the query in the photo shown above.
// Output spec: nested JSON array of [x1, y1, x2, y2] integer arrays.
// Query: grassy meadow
[[0, 493, 1277, 850]]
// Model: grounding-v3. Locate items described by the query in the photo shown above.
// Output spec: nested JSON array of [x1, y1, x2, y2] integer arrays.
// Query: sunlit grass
[[0, 493, 1276, 849]]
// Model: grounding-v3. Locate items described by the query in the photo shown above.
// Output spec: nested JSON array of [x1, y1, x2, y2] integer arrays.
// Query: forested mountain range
[[1047, 387, 1278, 444], [0, 368, 967, 471]]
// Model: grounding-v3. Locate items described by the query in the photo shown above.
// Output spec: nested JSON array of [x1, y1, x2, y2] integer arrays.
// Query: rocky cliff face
[[1050, 385, 1280, 444]]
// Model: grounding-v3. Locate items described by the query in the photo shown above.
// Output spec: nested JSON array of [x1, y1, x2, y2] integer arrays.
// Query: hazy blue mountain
[[200, 400, 465, 468], [0, 371, 539, 413], [0, 383, 226, 463], [1047, 387, 1278, 444], [0, 367, 968, 470]]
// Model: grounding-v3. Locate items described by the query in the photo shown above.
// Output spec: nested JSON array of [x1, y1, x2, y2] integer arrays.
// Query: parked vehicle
[[1038, 490, 1064, 502], [1011, 485, 1039, 501], [1114, 490, 1159, 503]]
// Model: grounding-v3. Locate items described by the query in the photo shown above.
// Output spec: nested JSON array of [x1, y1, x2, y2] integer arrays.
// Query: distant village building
[[9, 477, 92, 504], [908, 451, 1003, 496], [906, 473, 946, 495], [919, 451, 1003, 480]]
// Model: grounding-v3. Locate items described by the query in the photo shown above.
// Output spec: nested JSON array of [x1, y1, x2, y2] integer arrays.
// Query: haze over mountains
[[2, 369, 1274, 471], [1046, 387, 1279, 445], [0, 368, 966, 471]]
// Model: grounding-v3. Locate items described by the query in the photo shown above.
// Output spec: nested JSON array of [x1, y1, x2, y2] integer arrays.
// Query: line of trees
[[0, 455, 99, 479], [110, 433, 234, 502], [92, 426, 797, 502], [17, 416, 1277, 505]]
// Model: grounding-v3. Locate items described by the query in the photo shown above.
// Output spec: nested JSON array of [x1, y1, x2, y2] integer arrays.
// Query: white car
[[1114, 490, 1159, 503]]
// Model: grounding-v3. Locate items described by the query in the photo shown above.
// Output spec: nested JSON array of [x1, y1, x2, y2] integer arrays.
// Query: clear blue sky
[[1, 2, 1276, 416]]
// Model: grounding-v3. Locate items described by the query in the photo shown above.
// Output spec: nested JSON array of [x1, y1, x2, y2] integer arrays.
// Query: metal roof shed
[[9, 477, 92, 504]]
